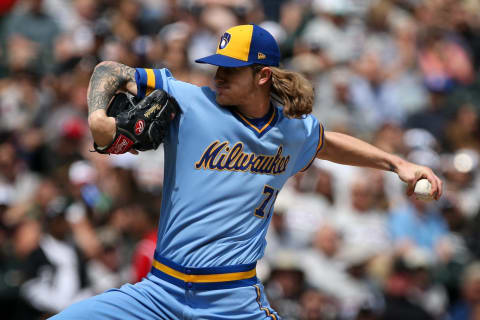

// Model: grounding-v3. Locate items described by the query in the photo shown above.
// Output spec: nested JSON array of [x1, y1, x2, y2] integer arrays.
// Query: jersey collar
[[231, 104, 279, 138]]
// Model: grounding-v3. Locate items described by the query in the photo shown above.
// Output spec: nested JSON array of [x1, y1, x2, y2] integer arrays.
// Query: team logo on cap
[[219, 32, 231, 49]]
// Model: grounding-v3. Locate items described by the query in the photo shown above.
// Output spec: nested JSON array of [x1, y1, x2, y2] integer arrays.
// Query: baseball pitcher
[[51, 24, 442, 319]]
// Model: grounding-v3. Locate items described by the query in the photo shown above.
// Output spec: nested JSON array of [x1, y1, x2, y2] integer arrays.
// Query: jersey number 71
[[254, 185, 279, 219]]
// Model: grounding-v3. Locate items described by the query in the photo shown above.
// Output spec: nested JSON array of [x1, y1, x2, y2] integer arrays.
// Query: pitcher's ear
[[257, 67, 272, 86]]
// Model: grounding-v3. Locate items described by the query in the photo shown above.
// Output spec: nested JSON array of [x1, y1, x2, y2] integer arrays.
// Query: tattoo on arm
[[87, 62, 135, 115]]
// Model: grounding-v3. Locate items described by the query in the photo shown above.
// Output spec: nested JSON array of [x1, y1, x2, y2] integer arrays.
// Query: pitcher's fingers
[[425, 173, 442, 200], [434, 176, 443, 200], [406, 182, 415, 196], [425, 174, 438, 198]]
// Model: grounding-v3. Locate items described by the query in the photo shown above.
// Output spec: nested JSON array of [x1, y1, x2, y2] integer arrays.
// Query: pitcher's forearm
[[88, 110, 116, 147], [317, 131, 443, 199], [87, 61, 136, 146], [87, 61, 136, 115], [317, 131, 407, 172]]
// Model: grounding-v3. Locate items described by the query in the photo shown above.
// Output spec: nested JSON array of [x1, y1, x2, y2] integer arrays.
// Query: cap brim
[[195, 54, 252, 67]]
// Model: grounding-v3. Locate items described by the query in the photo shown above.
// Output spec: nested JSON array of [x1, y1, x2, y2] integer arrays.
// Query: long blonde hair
[[254, 65, 314, 118]]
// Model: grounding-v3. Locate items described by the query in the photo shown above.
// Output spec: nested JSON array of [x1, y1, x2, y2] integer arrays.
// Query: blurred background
[[0, 0, 480, 319]]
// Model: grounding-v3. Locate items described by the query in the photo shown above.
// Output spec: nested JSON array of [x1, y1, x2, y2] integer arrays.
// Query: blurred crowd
[[0, 0, 480, 319]]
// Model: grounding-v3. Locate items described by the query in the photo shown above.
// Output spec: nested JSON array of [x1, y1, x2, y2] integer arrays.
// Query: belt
[[150, 252, 258, 290]]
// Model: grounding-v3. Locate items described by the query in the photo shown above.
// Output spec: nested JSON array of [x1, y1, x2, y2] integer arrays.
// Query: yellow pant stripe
[[152, 260, 256, 283], [254, 285, 277, 320]]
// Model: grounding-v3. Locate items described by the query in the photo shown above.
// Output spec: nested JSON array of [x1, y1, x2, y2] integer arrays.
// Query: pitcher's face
[[214, 66, 256, 107]]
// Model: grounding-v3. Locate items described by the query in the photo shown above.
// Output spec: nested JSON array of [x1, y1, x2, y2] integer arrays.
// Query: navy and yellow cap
[[195, 24, 280, 67]]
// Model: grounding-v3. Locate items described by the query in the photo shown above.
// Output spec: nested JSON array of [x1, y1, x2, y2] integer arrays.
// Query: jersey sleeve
[[135, 67, 175, 98], [293, 115, 325, 174], [135, 67, 204, 115]]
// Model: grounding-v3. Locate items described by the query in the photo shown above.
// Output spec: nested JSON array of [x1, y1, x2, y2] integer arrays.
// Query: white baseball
[[414, 178, 433, 201]]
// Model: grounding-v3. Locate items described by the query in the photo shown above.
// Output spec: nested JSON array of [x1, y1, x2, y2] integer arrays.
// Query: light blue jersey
[[52, 25, 322, 319], [136, 68, 324, 268], [51, 66, 322, 320]]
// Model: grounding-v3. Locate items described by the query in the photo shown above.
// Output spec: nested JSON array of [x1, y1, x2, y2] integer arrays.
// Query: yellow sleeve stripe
[[152, 259, 256, 283], [145, 68, 156, 96], [300, 123, 325, 172]]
